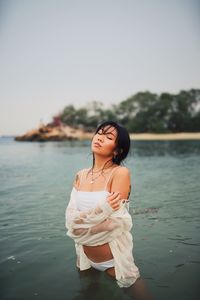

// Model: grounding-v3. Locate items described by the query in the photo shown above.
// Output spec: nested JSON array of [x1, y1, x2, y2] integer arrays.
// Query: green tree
[[60, 105, 77, 126], [115, 92, 159, 132], [167, 89, 200, 132], [56, 88, 200, 133]]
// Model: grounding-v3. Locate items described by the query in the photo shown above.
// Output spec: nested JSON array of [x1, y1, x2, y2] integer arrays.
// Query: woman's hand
[[107, 192, 122, 211]]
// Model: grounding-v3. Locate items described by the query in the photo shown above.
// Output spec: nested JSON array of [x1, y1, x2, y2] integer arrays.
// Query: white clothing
[[65, 167, 140, 288], [88, 258, 115, 271], [75, 167, 115, 212], [76, 190, 109, 211]]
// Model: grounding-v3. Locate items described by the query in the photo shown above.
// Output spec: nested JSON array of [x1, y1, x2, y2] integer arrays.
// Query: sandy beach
[[130, 132, 200, 140]]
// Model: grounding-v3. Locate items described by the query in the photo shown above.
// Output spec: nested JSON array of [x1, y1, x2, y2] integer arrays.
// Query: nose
[[98, 135, 103, 142]]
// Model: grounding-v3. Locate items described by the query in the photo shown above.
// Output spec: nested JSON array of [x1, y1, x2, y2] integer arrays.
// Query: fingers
[[107, 191, 120, 201], [107, 192, 122, 210]]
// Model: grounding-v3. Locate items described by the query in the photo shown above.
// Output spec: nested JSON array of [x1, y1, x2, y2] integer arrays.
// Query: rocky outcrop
[[15, 124, 93, 142]]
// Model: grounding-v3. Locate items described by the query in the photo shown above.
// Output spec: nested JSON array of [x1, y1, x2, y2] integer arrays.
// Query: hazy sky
[[0, 0, 200, 135]]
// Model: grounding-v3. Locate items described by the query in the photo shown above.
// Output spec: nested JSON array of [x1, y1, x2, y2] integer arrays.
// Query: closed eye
[[97, 131, 103, 135]]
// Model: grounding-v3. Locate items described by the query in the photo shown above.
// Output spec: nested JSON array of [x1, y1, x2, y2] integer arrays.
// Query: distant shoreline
[[130, 132, 200, 140], [1, 132, 200, 141]]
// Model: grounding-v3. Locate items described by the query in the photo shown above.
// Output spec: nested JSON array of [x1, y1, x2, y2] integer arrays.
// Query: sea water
[[0, 137, 199, 300]]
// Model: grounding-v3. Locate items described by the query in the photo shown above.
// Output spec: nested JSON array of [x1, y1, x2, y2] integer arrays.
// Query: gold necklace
[[89, 165, 114, 184], [90, 171, 102, 184]]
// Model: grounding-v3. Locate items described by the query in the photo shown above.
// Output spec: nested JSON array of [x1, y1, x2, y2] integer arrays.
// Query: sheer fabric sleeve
[[65, 188, 114, 233], [65, 188, 133, 246]]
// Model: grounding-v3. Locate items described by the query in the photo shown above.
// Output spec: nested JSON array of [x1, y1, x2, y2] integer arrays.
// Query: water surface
[[0, 137, 199, 300]]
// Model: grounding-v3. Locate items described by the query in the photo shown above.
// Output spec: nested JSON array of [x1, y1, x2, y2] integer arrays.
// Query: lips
[[94, 142, 102, 147]]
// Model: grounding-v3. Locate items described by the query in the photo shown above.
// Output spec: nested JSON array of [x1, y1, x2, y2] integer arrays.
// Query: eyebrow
[[105, 131, 116, 136], [101, 129, 117, 137], [98, 127, 117, 137]]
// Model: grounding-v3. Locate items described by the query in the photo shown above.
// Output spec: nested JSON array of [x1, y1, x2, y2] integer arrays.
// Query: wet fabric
[[65, 186, 140, 288]]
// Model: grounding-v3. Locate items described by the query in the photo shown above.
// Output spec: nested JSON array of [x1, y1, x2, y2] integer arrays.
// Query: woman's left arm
[[109, 166, 131, 208], [66, 167, 132, 237], [88, 167, 132, 235]]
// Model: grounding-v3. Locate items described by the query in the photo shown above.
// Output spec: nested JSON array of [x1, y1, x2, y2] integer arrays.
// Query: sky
[[0, 0, 200, 135]]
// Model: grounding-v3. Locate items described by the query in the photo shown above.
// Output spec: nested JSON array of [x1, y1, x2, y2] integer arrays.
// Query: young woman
[[65, 122, 140, 287], [65, 121, 140, 288]]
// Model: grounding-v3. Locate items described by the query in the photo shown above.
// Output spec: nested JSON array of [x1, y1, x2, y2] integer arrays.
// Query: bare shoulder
[[110, 166, 131, 199], [73, 168, 85, 189], [114, 166, 131, 177]]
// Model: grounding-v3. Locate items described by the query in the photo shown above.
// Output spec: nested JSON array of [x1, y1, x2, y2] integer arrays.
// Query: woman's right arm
[[73, 171, 81, 190], [65, 190, 131, 239], [65, 190, 121, 230]]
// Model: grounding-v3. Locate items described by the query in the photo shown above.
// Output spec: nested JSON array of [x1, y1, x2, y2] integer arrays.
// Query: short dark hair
[[94, 121, 130, 165]]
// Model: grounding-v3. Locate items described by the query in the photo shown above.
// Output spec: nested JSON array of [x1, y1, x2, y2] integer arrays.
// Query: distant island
[[15, 88, 200, 141], [14, 123, 93, 142], [14, 124, 200, 142]]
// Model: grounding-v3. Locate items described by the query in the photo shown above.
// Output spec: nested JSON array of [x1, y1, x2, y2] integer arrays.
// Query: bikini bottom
[[88, 258, 115, 272]]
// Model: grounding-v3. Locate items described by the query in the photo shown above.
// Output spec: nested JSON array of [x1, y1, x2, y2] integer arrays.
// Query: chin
[[92, 148, 101, 154]]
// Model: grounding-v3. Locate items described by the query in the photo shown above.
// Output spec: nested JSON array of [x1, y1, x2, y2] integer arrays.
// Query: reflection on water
[[41, 139, 200, 156], [131, 140, 200, 156], [12, 137, 200, 156], [75, 268, 154, 300]]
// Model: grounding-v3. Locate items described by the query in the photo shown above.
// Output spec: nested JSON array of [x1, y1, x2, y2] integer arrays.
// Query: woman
[[65, 121, 140, 288]]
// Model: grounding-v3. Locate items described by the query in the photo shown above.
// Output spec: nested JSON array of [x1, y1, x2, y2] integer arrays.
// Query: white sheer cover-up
[[65, 187, 140, 288]]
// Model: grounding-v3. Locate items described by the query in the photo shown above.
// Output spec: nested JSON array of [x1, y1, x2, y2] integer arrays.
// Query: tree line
[[53, 89, 200, 133]]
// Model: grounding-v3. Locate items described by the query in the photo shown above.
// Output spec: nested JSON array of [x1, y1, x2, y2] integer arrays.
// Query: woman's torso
[[75, 189, 109, 211], [74, 165, 120, 262]]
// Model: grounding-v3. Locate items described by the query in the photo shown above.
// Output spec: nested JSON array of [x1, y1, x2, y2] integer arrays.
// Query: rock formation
[[15, 124, 93, 142]]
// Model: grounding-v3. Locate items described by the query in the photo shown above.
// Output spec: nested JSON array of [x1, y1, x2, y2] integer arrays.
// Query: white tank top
[[74, 166, 120, 211]]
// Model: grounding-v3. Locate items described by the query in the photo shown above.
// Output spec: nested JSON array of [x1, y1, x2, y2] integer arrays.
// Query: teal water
[[0, 137, 200, 300]]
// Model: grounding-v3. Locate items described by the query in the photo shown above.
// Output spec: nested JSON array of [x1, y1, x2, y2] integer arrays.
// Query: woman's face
[[91, 125, 118, 157]]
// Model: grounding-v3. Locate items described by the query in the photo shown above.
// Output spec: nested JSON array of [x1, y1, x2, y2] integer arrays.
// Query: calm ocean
[[0, 137, 199, 300]]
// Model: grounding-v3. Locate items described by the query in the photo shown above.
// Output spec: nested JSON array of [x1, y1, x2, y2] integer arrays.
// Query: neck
[[93, 154, 114, 171]]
